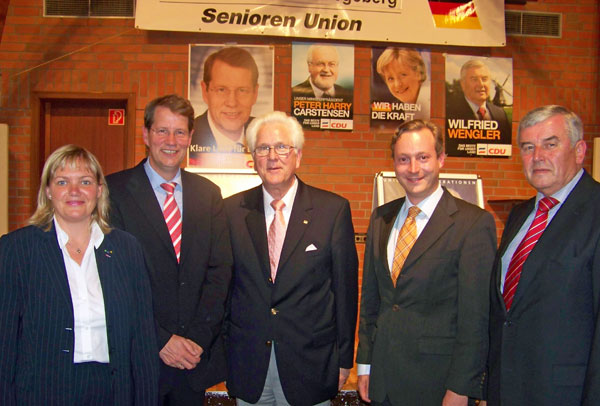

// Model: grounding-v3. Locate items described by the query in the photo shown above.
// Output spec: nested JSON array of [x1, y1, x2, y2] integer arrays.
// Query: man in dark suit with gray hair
[[488, 105, 600, 406], [446, 59, 511, 137], [224, 111, 358, 406]]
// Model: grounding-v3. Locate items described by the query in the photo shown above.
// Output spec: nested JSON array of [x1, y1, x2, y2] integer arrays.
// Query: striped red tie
[[160, 182, 182, 263], [503, 196, 559, 311]]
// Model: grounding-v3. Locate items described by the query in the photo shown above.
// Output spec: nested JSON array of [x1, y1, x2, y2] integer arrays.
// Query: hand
[[357, 374, 371, 403], [159, 335, 203, 370], [442, 390, 468, 406], [338, 368, 350, 390]]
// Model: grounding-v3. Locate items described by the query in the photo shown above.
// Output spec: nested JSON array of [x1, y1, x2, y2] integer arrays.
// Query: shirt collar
[[54, 217, 104, 250], [309, 77, 334, 98], [535, 168, 584, 207], [402, 183, 444, 219], [465, 96, 485, 115], [207, 111, 247, 150], [263, 176, 298, 212], [143, 158, 182, 191]]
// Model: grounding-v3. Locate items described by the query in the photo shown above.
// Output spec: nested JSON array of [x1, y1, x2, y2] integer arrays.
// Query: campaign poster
[[370, 47, 431, 132], [188, 44, 274, 169], [445, 55, 513, 158], [291, 42, 354, 131]]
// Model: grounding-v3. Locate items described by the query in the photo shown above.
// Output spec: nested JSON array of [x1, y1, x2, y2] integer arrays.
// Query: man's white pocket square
[[305, 244, 318, 252]]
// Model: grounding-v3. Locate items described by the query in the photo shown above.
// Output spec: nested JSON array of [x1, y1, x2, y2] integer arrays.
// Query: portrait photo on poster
[[370, 47, 431, 133], [445, 54, 513, 158], [188, 44, 274, 169], [291, 42, 354, 132]]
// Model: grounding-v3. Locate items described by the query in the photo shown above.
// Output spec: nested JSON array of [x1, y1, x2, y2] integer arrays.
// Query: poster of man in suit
[[445, 55, 513, 158], [188, 44, 274, 169], [291, 42, 354, 131]]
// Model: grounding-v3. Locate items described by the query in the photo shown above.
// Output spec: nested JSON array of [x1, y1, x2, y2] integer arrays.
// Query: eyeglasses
[[150, 127, 190, 139], [253, 144, 295, 157]]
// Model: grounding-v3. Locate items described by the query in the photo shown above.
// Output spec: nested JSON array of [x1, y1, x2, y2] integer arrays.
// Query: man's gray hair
[[518, 105, 583, 146], [246, 111, 305, 153], [460, 59, 489, 81], [306, 44, 339, 64]]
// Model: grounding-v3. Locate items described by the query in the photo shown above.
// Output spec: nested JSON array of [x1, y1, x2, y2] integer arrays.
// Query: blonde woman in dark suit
[[0, 145, 158, 405]]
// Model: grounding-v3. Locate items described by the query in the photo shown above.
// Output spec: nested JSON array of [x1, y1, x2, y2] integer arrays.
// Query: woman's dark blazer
[[0, 224, 159, 405]]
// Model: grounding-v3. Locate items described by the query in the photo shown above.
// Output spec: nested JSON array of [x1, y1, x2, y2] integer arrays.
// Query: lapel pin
[[104, 249, 113, 258], [303, 219, 309, 224]]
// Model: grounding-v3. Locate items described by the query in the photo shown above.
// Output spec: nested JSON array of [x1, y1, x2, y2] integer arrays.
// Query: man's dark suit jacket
[[223, 179, 358, 406], [356, 189, 497, 405], [190, 111, 252, 155], [488, 171, 600, 406], [291, 78, 353, 102], [446, 94, 511, 137], [0, 224, 159, 405], [106, 160, 232, 391]]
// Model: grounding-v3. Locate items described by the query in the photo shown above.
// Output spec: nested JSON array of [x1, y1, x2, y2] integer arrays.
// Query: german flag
[[428, 1, 482, 29]]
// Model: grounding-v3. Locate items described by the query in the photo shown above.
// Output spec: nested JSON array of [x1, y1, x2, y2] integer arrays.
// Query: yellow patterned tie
[[391, 206, 421, 286]]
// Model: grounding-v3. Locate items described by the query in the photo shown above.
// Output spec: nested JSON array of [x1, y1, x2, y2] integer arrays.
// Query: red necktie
[[503, 196, 559, 310], [268, 199, 286, 282], [477, 106, 486, 120], [160, 182, 182, 263]]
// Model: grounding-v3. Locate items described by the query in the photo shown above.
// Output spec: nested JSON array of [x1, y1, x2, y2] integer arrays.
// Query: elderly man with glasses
[[292, 45, 352, 102], [223, 111, 358, 406]]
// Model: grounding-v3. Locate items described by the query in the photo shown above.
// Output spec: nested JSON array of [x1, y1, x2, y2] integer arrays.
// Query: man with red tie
[[107, 94, 232, 405], [445, 59, 511, 139], [488, 105, 600, 406]]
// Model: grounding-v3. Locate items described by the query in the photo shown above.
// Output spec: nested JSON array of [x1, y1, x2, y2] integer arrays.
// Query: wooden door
[[31, 92, 136, 212], [43, 98, 128, 175]]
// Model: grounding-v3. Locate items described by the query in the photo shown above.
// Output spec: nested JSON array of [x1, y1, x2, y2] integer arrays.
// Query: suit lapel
[[126, 162, 176, 261], [379, 198, 404, 276], [402, 190, 455, 271], [180, 171, 198, 266], [486, 101, 497, 121], [243, 186, 271, 281], [498, 199, 535, 259], [42, 226, 73, 308], [95, 234, 115, 329], [278, 181, 312, 274], [460, 97, 478, 120], [494, 198, 534, 305]]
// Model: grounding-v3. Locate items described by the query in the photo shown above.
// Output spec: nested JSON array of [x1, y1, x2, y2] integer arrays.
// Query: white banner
[[136, 0, 506, 47]]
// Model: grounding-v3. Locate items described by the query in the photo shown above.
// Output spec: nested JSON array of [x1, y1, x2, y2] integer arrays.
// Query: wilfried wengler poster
[[445, 55, 513, 158], [291, 42, 354, 131], [371, 47, 431, 132], [188, 44, 274, 169]]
